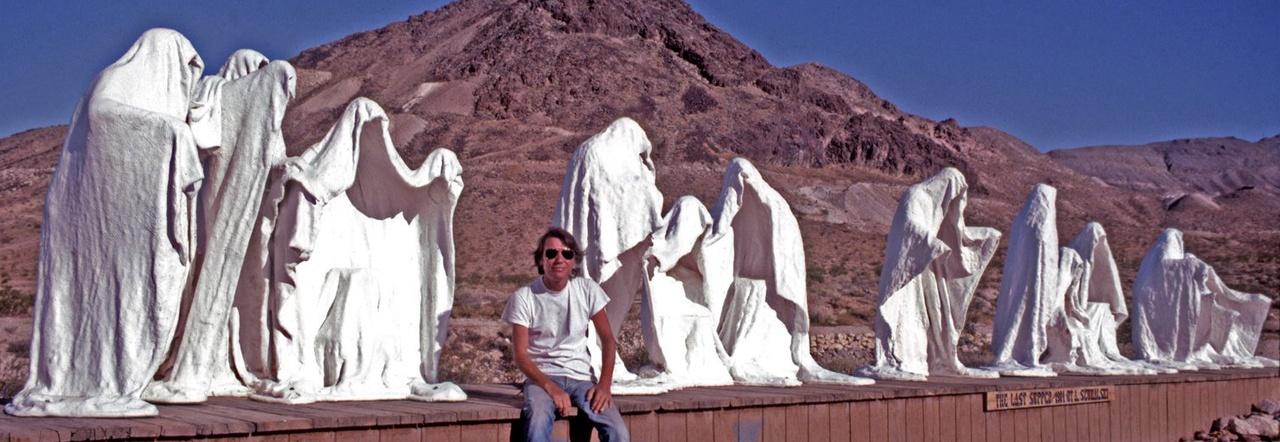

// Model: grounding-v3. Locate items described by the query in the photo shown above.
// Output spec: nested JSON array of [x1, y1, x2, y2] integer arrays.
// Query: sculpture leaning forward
[[710, 158, 873, 386], [146, 60, 297, 403], [857, 167, 1001, 381], [1130, 229, 1278, 370], [251, 98, 466, 403], [5, 29, 205, 417]]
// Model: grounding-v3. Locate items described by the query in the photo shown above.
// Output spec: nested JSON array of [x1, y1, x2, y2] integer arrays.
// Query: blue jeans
[[521, 376, 629, 442]]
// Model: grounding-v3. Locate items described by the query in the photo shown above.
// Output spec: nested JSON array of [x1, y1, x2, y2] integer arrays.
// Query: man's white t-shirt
[[502, 276, 609, 381]]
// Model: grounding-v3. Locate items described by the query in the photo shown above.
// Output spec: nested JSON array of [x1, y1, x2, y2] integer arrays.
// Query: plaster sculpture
[[146, 60, 297, 404], [638, 196, 735, 388], [1040, 223, 1163, 375], [709, 158, 874, 386], [857, 167, 1001, 381], [217, 49, 270, 80], [5, 29, 205, 417], [1131, 229, 1278, 370], [551, 117, 665, 392], [251, 98, 466, 403], [989, 184, 1061, 377]]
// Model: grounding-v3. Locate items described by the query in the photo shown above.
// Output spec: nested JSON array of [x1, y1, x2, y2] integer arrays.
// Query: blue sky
[[1, 0, 1276, 150]]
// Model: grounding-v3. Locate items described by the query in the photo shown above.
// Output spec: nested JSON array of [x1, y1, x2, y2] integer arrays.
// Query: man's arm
[[586, 310, 615, 413], [512, 324, 572, 415]]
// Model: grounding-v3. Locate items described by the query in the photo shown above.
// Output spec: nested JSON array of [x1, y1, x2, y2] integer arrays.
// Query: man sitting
[[503, 228, 630, 442]]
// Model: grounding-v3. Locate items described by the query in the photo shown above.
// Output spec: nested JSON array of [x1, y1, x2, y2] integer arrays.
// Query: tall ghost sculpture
[[1040, 223, 1163, 375], [551, 117, 664, 388], [5, 29, 205, 417], [252, 98, 466, 403], [710, 159, 874, 386], [1131, 229, 1277, 370], [858, 167, 1001, 381], [146, 60, 296, 403], [637, 196, 735, 389], [989, 184, 1061, 377]]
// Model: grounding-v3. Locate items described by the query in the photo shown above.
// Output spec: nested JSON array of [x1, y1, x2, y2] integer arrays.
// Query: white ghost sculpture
[[217, 49, 270, 81], [710, 158, 874, 386], [5, 29, 205, 417], [1131, 229, 1278, 370], [251, 98, 466, 403], [637, 196, 735, 389], [145, 60, 297, 404], [857, 167, 1001, 381], [989, 184, 1061, 377], [1040, 223, 1163, 375], [551, 117, 664, 391]]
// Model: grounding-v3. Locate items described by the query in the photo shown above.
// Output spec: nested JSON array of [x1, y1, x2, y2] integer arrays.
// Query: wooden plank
[[687, 410, 714, 442], [627, 412, 658, 442], [659, 411, 688, 442], [737, 407, 765, 442], [998, 402, 1014, 442], [378, 426, 423, 442], [806, 403, 830, 442], [459, 423, 498, 442], [762, 405, 786, 442], [1026, 405, 1041, 442], [422, 424, 460, 442], [712, 408, 740, 442], [921, 396, 939, 442], [967, 394, 985, 442], [889, 398, 909, 442], [156, 403, 257, 437], [288, 431, 336, 442], [828, 401, 851, 442], [937, 395, 956, 442], [201, 398, 317, 432], [983, 396, 1000, 442], [849, 401, 870, 442], [1013, 409, 1028, 442], [785, 405, 808, 442], [866, 400, 887, 442]]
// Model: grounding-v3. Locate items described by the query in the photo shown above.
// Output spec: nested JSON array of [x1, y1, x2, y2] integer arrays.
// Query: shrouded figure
[[1131, 229, 1277, 370], [5, 29, 205, 417], [858, 167, 1001, 381], [989, 184, 1060, 377]]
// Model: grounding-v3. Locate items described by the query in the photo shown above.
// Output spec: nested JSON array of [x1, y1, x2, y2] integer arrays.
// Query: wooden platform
[[0, 368, 1276, 441]]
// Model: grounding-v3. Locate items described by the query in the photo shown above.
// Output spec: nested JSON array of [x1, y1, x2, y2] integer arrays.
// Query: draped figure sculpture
[[5, 29, 205, 417], [1040, 223, 1163, 375], [146, 60, 297, 403], [217, 49, 270, 80], [551, 117, 664, 392], [989, 184, 1061, 377], [857, 167, 1001, 381], [252, 98, 466, 403], [1131, 229, 1277, 370], [709, 159, 874, 386], [637, 196, 735, 389]]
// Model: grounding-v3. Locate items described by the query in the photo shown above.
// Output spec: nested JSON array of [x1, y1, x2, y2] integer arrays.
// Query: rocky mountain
[[0, 0, 1274, 382], [1050, 136, 1280, 196]]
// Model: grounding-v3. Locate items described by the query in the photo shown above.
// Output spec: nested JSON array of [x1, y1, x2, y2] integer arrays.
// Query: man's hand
[[586, 382, 612, 413], [545, 383, 573, 416]]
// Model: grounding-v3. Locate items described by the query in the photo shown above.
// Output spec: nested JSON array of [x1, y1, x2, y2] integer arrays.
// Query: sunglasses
[[542, 248, 576, 260]]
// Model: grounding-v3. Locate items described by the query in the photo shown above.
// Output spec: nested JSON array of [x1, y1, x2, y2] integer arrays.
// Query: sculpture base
[[1, 368, 1275, 441]]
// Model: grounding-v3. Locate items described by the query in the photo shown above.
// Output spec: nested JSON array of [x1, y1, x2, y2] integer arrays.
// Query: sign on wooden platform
[[984, 385, 1113, 411]]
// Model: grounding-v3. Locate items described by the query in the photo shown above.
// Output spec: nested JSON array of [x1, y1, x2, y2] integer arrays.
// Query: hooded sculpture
[[551, 117, 664, 386], [637, 196, 734, 389], [1040, 223, 1162, 375], [251, 98, 466, 403], [1131, 229, 1277, 370], [858, 167, 1001, 381], [6, 29, 204, 417], [989, 184, 1061, 377], [710, 158, 873, 385], [146, 60, 296, 403]]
